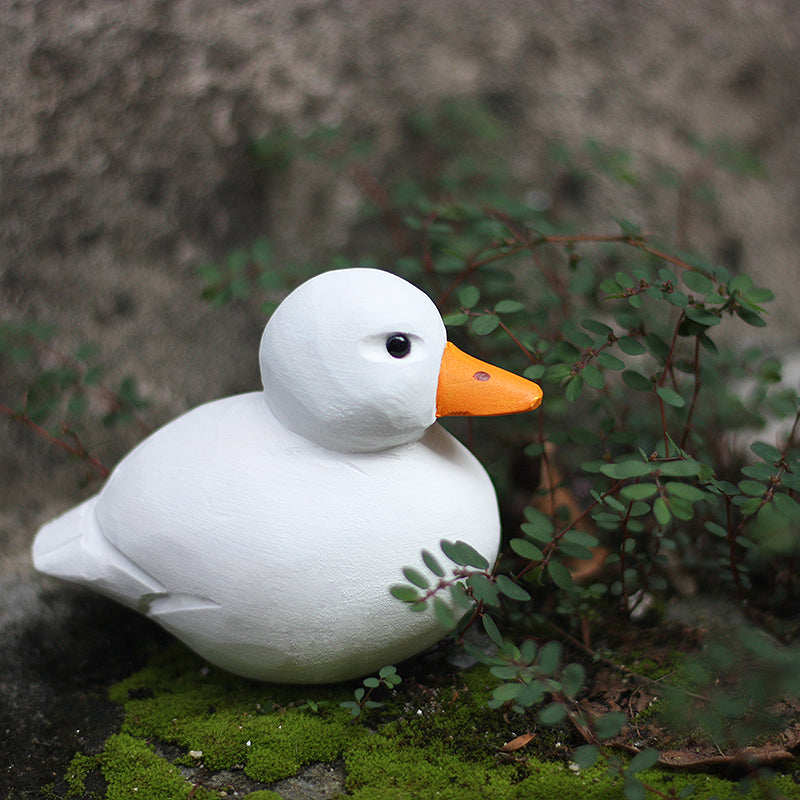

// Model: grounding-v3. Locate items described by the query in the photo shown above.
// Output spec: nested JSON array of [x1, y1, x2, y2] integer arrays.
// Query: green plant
[[340, 665, 402, 718], [236, 102, 796, 792], [0, 320, 149, 482], [9, 99, 798, 797]]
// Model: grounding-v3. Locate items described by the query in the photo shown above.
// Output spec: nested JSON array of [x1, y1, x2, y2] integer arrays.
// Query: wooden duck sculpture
[[32, 268, 542, 683]]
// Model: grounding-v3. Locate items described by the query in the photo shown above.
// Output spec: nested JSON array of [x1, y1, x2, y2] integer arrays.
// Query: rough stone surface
[[2, 1, 800, 797]]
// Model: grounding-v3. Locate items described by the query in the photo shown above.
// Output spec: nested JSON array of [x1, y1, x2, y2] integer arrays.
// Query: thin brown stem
[[0, 403, 109, 479], [679, 335, 703, 450], [514, 479, 626, 582]]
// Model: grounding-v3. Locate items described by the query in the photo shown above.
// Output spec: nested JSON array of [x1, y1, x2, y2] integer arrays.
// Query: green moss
[[241, 792, 284, 800], [108, 642, 359, 783], [100, 733, 217, 800], [64, 752, 99, 797], [243, 713, 362, 782], [54, 641, 800, 799], [345, 733, 516, 799]]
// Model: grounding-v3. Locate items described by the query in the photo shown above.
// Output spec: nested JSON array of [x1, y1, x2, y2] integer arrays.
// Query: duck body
[[33, 268, 542, 683], [34, 391, 498, 682]]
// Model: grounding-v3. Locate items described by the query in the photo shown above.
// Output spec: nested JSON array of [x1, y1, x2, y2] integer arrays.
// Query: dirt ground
[[2, 1, 800, 797]]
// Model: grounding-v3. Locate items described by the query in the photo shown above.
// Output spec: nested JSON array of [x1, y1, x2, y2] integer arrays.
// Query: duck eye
[[385, 334, 412, 358]]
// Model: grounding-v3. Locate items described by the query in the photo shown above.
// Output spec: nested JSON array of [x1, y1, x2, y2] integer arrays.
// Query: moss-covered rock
[[57, 641, 800, 799]]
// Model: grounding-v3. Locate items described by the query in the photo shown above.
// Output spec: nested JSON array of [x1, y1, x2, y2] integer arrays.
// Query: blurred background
[[2, 0, 800, 793]]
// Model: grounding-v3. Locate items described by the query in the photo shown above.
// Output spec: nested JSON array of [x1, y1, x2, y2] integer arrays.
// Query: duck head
[[260, 268, 542, 453]]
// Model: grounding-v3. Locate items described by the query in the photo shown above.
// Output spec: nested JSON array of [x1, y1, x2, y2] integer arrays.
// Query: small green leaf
[[600, 278, 622, 295], [494, 299, 525, 314], [539, 702, 567, 725], [443, 311, 469, 326], [597, 351, 625, 370], [773, 492, 800, 518], [520, 639, 538, 663], [750, 441, 782, 463], [599, 460, 652, 480], [458, 286, 480, 308], [402, 567, 430, 589], [627, 294, 643, 309], [524, 364, 546, 380], [595, 710, 626, 739], [521, 509, 555, 541], [538, 641, 562, 675], [390, 585, 421, 603], [745, 286, 774, 304], [496, 574, 532, 601], [547, 560, 573, 590], [682, 270, 714, 294], [544, 363, 573, 383], [653, 497, 671, 525], [582, 363, 605, 389], [471, 314, 500, 335], [491, 665, 523, 681], [565, 375, 583, 402], [516, 680, 546, 707], [482, 613, 503, 646], [622, 370, 652, 391], [615, 271, 635, 289], [468, 574, 500, 606], [433, 597, 457, 630], [627, 748, 660, 774], [623, 777, 646, 800], [704, 521, 728, 538], [620, 483, 658, 501], [664, 482, 707, 502], [561, 663, 586, 698], [742, 463, 773, 481], [421, 549, 446, 577], [664, 290, 689, 309], [565, 329, 593, 349], [657, 459, 703, 477], [562, 530, 599, 548], [557, 542, 593, 561], [510, 538, 544, 561], [572, 744, 599, 769], [363, 677, 380, 688], [492, 682, 522, 703], [645, 333, 670, 360], [685, 306, 721, 327], [449, 582, 473, 609], [738, 479, 765, 497], [617, 337, 646, 356], [581, 319, 613, 336], [616, 219, 642, 238], [440, 539, 490, 569], [655, 386, 686, 407]]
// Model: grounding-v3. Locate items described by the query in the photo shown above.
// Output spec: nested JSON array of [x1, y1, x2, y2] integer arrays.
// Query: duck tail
[[32, 497, 100, 580], [32, 496, 163, 609]]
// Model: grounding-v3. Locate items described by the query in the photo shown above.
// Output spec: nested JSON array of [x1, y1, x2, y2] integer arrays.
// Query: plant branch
[[0, 403, 109, 479]]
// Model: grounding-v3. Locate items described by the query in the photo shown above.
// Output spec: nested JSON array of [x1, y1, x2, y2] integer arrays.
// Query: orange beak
[[435, 342, 543, 418]]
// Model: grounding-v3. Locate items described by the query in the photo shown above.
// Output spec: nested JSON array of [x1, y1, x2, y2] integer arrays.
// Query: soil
[[2, 1, 800, 798]]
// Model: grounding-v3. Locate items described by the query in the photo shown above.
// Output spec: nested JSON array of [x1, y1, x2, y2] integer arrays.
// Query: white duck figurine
[[32, 268, 542, 683]]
